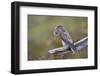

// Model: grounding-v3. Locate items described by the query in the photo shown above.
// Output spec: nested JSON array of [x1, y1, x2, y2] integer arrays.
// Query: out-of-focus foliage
[[28, 15, 88, 60]]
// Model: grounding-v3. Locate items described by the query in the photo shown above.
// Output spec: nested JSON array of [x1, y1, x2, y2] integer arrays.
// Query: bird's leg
[[70, 48, 75, 54]]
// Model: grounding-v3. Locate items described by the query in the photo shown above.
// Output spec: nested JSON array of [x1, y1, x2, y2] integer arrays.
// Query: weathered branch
[[74, 37, 88, 51], [48, 37, 88, 54]]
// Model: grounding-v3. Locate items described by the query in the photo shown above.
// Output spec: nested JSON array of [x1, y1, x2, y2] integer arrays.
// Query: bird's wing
[[61, 32, 73, 43], [60, 32, 76, 51]]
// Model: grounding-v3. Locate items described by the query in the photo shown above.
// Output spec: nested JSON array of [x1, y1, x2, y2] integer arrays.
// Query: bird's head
[[53, 25, 65, 36]]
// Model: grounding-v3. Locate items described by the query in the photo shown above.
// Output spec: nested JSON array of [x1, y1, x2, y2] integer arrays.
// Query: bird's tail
[[71, 48, 75, 53]]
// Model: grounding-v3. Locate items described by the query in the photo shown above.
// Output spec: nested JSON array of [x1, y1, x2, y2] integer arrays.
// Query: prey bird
[[53, 25, 76, 53]]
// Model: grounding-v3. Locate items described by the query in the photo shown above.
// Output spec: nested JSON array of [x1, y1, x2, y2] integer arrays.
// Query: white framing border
[[20, 6, 95, 70]]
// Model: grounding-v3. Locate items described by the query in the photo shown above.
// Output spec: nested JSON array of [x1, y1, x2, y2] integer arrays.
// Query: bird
[[53, 25, 76, 53]]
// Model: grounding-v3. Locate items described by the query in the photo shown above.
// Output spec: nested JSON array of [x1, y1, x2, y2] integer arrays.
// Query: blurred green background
[[28, 15, 88, 61]]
